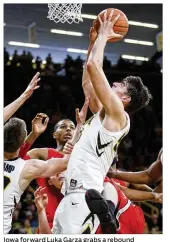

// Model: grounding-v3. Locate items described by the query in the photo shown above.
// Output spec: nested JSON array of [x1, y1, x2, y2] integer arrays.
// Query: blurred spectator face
[[151, 226, 160, 234], [112, 81, 130, 105], [151, 214, 158, 224], [30, 204, 36, 213], [25, 193, 32, 201], [48, 173, 65, 190], [24, 219, 31, 228], [12, 210, 19, 221], [16, 202, 22, 210], [25, 211, 33, 220], [53, 120, 75, 145]]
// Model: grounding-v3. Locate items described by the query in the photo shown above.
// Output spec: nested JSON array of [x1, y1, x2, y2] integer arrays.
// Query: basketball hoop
[[47, 3, 83, 24]]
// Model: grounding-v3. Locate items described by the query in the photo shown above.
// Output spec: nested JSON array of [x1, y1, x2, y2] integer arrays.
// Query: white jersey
[[4, 157, 26, 234], [62, 112, 130, 195]]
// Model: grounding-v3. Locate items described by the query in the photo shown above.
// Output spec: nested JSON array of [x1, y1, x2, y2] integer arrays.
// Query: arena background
[[4, 3, 162, 234]]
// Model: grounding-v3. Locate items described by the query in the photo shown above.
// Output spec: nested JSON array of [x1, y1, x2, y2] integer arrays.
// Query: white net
[[47, 3, 83, 24]]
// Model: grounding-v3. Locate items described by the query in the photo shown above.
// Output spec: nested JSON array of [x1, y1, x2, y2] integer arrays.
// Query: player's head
[[53, 119, 75, 145], [112, 76, 152, 113], [4, 118, 27, 153], [47, 173, 65, 190]]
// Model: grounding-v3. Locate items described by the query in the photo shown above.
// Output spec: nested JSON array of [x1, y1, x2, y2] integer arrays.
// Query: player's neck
[[4, 150, 19, 160], [56, 143, 64, 154]]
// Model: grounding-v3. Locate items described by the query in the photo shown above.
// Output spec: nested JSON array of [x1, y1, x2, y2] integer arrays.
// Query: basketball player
[[33, 174, 162, 234], [50, 10, 152, 234], [4, 72, 40, 123], [108, 148, 163, 192], [24, 98, 89, 231], [4, 113, 82, 234]]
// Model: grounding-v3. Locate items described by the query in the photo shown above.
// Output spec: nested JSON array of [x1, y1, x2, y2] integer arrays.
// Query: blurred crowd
[[4, 48, 162, 234]]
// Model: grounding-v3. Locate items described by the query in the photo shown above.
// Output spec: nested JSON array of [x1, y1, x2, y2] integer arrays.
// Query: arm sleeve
[[19, 142, 32, 159]]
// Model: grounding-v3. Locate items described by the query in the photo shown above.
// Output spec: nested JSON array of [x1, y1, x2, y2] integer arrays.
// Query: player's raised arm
[[19, 113, 49, 159], [4, 72, 40, 122], [82, 25, 102, 113], [34, 187, 52, 234], [87, 10, 125, 121]]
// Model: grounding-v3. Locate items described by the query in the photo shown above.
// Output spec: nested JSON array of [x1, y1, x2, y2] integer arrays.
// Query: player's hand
[[63, 141, 74, 154], [89, 25, 98, 44], [21, 72, 41, 100], [76, 97, 89, 125], [34, 187, 48, 213], [152, 192, 163, 203], [32, 113, 49, 136], [98, 9, 123, 41]]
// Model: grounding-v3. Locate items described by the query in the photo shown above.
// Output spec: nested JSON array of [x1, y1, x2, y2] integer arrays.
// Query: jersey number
[[4, 176, 11, 190]]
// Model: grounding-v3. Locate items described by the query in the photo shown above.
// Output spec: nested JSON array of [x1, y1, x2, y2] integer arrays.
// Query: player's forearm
[[4, 94, 28, 122], [82, 44, 102, 113], [129, 183, 153, 192], [119, 186, 157, 202], [88, 34, 107, 69], [108, 170, 151, 185], [38, 209, 52, 234], [70, 123, 82, 145], [25, 131, 40, 145]]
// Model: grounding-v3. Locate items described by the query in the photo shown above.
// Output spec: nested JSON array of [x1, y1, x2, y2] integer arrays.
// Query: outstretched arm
[[108, 158, 162, 185], [82, 26, 102, 113], [87, 10, 125, 122], [4, 72, 40, 122], [34, 187, 52, 234], [118, 184, 162, 203]]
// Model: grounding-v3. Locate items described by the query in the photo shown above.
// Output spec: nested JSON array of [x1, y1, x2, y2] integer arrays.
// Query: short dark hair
[[54, 119, 73, 132], [124, 76, 152, 113], [4, 118, 27, 153]]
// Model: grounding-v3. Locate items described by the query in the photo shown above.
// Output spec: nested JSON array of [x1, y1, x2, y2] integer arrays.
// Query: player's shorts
[[116, 204, 145, 234], [52, 192, 100, 234]]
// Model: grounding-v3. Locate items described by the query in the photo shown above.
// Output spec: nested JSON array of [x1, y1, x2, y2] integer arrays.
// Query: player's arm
[[27, 148, 48, 160], [117, 184, 162, 203], [82, 26, 102, 113], [4, 72, 40, 122], [24, 156, 69, 180], [108, 158, 162, 185], [19, 113, 49, 159], [87, 11, 125, 122], [129, 183, 153, 192], [34, 187, 52, 234], [25, 113, 49, 145]]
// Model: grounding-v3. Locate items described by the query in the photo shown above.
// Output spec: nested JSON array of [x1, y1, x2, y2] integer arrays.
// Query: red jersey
[[36, 148, 64, 228], [96, 177, 145, 234], [111, 178, 127, 188]]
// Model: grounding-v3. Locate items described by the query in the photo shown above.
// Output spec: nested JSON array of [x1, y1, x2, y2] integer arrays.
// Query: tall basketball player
[[48, 10, 152, 234]]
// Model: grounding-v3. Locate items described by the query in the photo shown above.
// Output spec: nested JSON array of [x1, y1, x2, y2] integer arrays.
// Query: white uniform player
[[4, 158, 26, 234], [53, 112, 130, 234]]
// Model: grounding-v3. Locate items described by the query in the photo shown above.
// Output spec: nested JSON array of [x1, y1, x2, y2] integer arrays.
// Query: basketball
[[93, 8, 129, 43]]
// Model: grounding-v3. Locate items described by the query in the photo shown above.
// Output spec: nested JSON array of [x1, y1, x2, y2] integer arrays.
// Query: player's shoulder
[[47, 148, 63, 159]]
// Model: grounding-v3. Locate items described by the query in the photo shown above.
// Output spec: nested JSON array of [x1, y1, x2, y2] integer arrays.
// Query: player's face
[[112, 81, 130, 104], [53, 120, 75, 144], [48, 173, 65, 190]]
